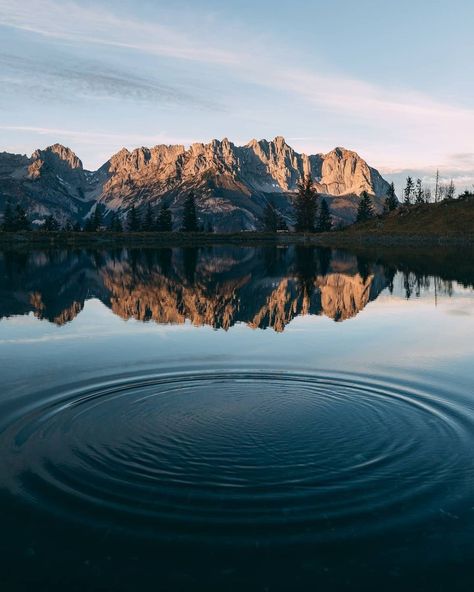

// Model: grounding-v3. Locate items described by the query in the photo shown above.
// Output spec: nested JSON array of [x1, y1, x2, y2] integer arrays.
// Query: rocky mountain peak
[[0, 137, 393, 229], [33, 144, 83, 170]]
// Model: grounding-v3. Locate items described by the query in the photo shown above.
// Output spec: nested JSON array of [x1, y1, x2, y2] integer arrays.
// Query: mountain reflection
[[0, 246, 470, 331]]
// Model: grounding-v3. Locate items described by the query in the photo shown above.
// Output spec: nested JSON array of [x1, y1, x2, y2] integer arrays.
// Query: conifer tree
[[404, 176, 414, 205], [73, 221, 82, 232], [262, 201, 280, 232], [43, 214, 60, 231], [181, 192, 198, 232], [13, 205, 30, 231], [109, 212, 123, 232], [415, 178, 424, 204], [293, 175, 318, 232], [446, 179, 456, 200], [143, 203, 155, 231], [2, 200, 15, 231], [156, 203, 173, 232], [356, 191, 375, 223], [93, 206, 103, 231], [126, 206, 141, 232], [384, 182, 399, 212], [316, 198, 332, 232]]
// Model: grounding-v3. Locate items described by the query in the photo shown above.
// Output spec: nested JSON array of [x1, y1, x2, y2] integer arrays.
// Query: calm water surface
[[1, 245, 474, 591]]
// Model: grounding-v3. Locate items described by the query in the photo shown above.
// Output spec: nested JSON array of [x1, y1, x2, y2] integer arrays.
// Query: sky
[[1, 0, 474, 192]]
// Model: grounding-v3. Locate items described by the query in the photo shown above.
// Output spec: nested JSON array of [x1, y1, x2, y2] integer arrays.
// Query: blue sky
[[1, 0, 473, 191]]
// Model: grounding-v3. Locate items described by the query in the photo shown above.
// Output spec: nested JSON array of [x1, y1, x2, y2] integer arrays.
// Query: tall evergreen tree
[[262, 201, 280, 232], [446, 179, 456, 200], [384, 182, 399, 212], [126, 206, 141, 232], [43, 214, 60, 231], [404, 176, 414, 205], [63, 220, 74, 232], [13, 205, 30, 231], [415, 178, 424, 204], [83, 216, 95, 232], [316, 198, 332, 232], [143, 203, 155, 231], [356, 191, 375, 223], [93, 206, 103, 231], [181, 192, 198, 232], [2, 200, 15, 231], [109, 212, 123, 232], [293, 175, 318, 232], [156, 203, 173, 232], [73, 221, 82, 232]]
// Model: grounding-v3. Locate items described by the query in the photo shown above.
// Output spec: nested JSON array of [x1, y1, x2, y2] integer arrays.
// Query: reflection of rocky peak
[[0, 247, 390, 330], [318, 272, 375, 321]]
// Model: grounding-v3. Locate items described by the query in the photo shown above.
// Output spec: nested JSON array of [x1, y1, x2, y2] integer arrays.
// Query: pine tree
[[262, 201, 280, 232], [404, 176, 414, 205], [13, 205, 30, 231], [109, 212, 123, 232], [93, 206, 103, 231], [143, 203, 155, 232], [384, 182, 399, 212], [316, 198, 332, 232], [63, 220, 74, 232], [83, 217, 94, 232], [126, 206, 141, 232], [156, 203, 173, 232], [206, 221, 214, 233], [293, 175, 318, 232], [415, 178, 424, 204], [181, 192, 198, 232], [356, 191, 375, 223], [73, 221, 82, 232], [43, 214, 60, 231], [2, 201, 15, 231], [446, 179, 456, 200]]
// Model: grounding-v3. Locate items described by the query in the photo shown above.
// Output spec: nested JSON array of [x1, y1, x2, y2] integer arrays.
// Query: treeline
[[1, 193, 211, 233], [401, 174, 474, 205], [2, 174, 473, 234]]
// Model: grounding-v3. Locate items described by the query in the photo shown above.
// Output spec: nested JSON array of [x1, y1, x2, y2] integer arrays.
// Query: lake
[[1, 245, 474, 591]]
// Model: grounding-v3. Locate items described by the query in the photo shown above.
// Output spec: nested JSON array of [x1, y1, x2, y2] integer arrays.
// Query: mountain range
[[0, 137, 392, 231]]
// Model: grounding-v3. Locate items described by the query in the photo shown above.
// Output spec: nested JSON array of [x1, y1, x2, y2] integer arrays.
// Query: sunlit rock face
[[0, 138, 390, 229], [0, 247, 391, 330]]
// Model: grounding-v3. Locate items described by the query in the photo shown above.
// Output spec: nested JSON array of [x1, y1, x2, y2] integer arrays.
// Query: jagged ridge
[[0, 137, 391, 230]]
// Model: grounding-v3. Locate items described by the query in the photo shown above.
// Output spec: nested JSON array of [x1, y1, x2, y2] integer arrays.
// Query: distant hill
[[0, 138, 391, 231]]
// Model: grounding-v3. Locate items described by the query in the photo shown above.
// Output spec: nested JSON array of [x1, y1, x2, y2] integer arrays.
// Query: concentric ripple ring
[[1, 371, 472, 545]]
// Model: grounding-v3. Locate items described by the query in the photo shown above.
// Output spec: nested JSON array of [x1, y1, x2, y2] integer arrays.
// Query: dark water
[[1, 245, 474, 591]]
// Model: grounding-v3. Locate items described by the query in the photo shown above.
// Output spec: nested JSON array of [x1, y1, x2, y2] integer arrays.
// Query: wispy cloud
[[0, 52, 219, 110], [0, 125, 199, 159], [0, 0, 238, 64], [1, 0, 474, 173]]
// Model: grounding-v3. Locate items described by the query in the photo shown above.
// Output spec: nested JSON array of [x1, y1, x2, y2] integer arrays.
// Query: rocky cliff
[[0, 137, 392, 230]]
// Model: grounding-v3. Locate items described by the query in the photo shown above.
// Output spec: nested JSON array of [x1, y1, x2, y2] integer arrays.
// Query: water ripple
[[1, 371, 473, 544]]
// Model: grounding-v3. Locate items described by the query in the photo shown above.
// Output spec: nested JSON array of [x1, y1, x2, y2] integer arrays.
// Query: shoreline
[[1, 230, 474, 249]]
